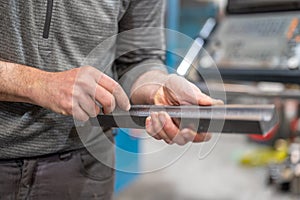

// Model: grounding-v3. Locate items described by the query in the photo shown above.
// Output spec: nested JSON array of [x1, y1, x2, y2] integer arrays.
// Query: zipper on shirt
[[43, 0, 54, 39]]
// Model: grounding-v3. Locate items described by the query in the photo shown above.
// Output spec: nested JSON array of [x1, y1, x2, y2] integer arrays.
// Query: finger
[[95, 85, 116, 114], [180, 129, 212, 143], [153, 135, 163, 140], [152, 133, 163, 140], [79, 97, 100, 118], [212, 99, 225, 105], [189, 83, 224, 106], [158, 112, 209, 145], [173, 136, 188, 145], [151, 112, 172, 143], [164, 75, 196, 105], [157, 112, 187, 145], [198, 132, 212, 142], [97, 73, 130, 111], [171, 117, 181, 128], [189, 83, 214, 105], [73, 103, 89, 122], [145, 117, 162, 140], [158, 112, 179, 139], [145, 116, 155, 136]]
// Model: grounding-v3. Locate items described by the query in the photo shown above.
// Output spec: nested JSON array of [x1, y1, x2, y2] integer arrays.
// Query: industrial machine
[[185, 0, 300, 84]]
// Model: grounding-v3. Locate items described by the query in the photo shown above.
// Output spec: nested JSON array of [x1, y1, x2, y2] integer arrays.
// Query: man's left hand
[[145, 74, 223, 145]]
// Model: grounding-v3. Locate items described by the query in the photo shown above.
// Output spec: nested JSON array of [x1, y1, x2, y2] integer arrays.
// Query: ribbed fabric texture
[[0, 0, 166, 159]]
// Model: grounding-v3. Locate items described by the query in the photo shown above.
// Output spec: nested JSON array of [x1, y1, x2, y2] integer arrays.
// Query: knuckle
[[101, 97, 113, 108], [164, 129, 176, 139], [173, 136, 185, 146], [174, 138, 186, 146], [60, 99, 73, 115], [114, 82, 122, 90], [81, 65, 93, 71], [82, 66, 101, 78], [154, 125, 163, 134], [111, 84, 122, 95], [163, 121, 172, 130], [177, 142, 186, 146], [153, 122, 162, 131], [96, 73, 105, 84]]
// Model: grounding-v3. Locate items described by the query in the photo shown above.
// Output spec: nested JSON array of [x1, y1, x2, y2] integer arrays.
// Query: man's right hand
[[34, 66, 130, 121], [0, 62, 130, 121]]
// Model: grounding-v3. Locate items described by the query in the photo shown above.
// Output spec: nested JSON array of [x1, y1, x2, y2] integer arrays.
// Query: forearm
[[0, 61, 49, 105], [130, 70, 168, 104]]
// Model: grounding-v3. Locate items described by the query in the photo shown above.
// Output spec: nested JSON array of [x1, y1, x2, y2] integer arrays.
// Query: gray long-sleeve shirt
[[0, 0, 167, 159]]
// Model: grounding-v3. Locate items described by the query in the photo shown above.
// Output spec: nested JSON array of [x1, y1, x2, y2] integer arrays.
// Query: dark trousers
[[0, 148, 114, 200]]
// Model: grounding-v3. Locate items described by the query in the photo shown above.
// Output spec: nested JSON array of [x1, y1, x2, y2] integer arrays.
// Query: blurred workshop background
[[114, 0, 300, 199]]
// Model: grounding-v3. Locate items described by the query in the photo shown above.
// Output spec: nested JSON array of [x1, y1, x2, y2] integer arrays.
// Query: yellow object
[[240, 140, 288, 167]]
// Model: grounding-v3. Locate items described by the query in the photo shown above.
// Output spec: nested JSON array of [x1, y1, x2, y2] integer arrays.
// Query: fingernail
[[213, 99, 224, 105]]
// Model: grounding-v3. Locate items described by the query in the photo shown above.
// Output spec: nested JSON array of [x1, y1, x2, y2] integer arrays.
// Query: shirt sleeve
[[114, 0, 168, 96]]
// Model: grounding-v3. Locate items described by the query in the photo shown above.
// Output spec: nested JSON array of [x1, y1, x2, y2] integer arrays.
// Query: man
[[0, 0, 220, 199]]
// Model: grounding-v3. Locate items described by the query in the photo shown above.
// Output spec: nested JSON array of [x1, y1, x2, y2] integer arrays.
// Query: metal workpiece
[[96, 105, 278, 135]]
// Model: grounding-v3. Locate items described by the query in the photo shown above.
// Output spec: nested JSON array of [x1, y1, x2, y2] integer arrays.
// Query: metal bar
[[96, 105, 278, 135], [195, 82, 300, 100]]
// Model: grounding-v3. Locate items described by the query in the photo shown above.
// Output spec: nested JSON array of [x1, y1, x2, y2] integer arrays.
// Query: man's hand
[[0, 62, 130, 122], [147, 74, 223, 145], [153, 74, 222, 106], [131, 71, 223, 145], [38, 66, 130, 121]]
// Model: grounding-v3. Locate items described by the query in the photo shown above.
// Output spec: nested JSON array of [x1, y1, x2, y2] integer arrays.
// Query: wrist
[[0, 61, 55, 107], [25, 68, 53, 106]]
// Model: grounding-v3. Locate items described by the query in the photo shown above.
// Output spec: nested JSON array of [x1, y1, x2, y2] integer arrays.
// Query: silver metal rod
[[96, 105, 278, 135]]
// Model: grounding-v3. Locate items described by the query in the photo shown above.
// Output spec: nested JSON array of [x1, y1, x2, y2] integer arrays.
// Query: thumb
[[189, 83, 224, 106], [197, 93, 224, 106]]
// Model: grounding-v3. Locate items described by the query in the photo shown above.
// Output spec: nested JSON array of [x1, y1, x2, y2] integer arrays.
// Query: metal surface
[[96, 105, 278, 135], [195, 82, 300, 100]]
